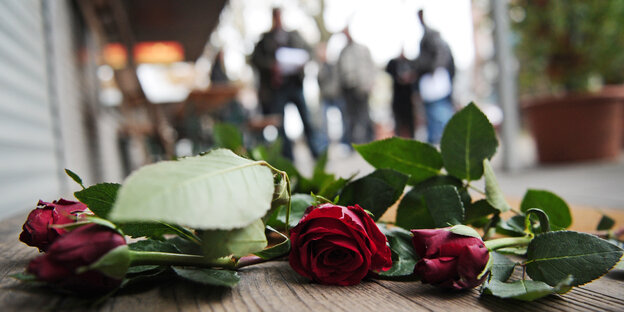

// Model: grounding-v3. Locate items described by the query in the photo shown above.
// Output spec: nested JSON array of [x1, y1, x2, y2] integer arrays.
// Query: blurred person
[[337, 27, 376, 145], [316, 42, 347, 151], [386, 50, 416, 138], [210, 49, 229, 85], [251, 7, 319, 160], [413, 9, 455, 144]]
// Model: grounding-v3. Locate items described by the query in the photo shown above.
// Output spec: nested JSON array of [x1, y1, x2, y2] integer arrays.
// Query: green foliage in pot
[[511, 0, 624, 96]]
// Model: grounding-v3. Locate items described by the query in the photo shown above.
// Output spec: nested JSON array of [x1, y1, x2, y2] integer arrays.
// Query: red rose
[[19, 199, 89, 251], [289, 203, 392, 286], [411, 227, 489, 289], [27, 224, 128, 294]]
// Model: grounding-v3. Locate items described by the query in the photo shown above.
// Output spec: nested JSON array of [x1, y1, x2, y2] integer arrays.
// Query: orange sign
[[103, 41, 185, 68]]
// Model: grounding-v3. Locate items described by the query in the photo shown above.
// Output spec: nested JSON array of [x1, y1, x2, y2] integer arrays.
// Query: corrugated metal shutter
[[0, 0, 62, 219]]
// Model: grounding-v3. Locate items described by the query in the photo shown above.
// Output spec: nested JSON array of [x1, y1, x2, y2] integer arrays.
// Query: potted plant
[[511, 0, 624, 162]]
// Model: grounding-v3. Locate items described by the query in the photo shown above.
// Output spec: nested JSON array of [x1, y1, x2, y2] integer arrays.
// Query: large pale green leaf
[[76, 183, 178, 239], [354, 137, 442, 184], [440, 102, 498, 181], [109, 149, 274, 230], [526, 231, 623, 286], [482, 276, 573, 301], [521, 189, 572, 229], [201, 219, 267, 259], [338, 169, 408, 221], [483, 159, 511, 213]]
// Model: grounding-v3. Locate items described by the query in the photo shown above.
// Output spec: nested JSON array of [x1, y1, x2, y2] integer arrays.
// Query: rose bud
[[27, 223, 130, 294], [289, 203, 392, 286], [19, 199, 89, 251], [411, 226, 490, 290]]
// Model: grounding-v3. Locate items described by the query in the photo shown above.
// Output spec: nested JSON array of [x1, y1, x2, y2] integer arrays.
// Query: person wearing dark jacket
[[413, 9, 456, 144], [251, 8, 318, 159], [386, 51, 415, 138]]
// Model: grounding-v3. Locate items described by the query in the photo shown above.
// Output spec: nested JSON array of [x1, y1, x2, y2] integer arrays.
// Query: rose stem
[[128, 251, 236, 269], [483, 236, 532, 251], [236, 255, 266, 269]]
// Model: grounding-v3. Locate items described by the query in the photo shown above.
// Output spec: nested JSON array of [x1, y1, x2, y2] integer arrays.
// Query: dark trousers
[[342, 88, 374, 145], [264, 82, 318, 160]]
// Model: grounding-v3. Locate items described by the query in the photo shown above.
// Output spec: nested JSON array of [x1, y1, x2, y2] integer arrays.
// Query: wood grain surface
[[1, 214, 623, 312]]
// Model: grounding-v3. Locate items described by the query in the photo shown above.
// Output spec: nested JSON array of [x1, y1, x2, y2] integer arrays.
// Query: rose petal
[[438, 235, 485, 258], [456, 244, 489, 288], [415, 257, 458, 285], [349, 205, 392, 271], [411, 229, 452, 258]]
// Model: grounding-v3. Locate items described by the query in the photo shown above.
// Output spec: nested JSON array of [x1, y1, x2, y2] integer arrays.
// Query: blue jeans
[[424, 97, 454, 144], [273, 83, 319, 160]]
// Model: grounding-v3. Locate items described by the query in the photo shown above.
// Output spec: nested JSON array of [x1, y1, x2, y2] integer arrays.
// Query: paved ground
[[292, 136, 624, 211]]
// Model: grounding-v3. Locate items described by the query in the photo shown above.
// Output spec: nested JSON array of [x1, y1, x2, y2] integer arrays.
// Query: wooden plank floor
[[2, 214, 623, 312]]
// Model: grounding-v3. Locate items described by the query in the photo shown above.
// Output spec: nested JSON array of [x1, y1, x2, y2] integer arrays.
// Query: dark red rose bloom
[[27, 224, 127, 294], [289, 203, 392, 286], [411, 228, 489, 289], [19, 199, 89, 251]]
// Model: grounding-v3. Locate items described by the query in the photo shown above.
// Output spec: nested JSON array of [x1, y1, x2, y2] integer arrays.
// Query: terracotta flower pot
[[601, 85, 624, 146], [522, 90, 623, 163]]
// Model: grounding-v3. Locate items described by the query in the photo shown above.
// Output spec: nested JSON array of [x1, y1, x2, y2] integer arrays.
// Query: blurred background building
[[1, 0, 622, 220]]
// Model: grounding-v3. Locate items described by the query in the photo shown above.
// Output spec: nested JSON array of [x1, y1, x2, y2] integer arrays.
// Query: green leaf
[[482, 276, 573, 301], [254, 226, 291, 260], [201, 219, 267, 259], [267, 193, 314, 229], [496, 246, 528, 256], [81, 245, 131, 279], [109, 149, 275, 230], [128, 239, 181, 253], [10, 272, 38, 282], [338, 169, 408, 221], [354, 137, 442, 184], [212, 123, 244, 154], [526, 231, 624, 286], [168, 236, 202, 255], [123, 265, 169, 285], [65, 169, 84, 188], [496, 215, 527, 237], [447, 224, 481, 239], [521, 189, 572, 229], [396, 188, 434, 230], [483, 159, 512, 213], [74, 183, 121, 218], [126, 265, 162, 275], [395, 177, 468, 230], [318, 177, 350, 200], [378, 225, 419, 277], [440, 102, 498, 181], [423, 185, 465, 227], [465, 199, 498, 226], [172, 267, 240, 287], [489, 252, 517, 282], [597, 215, 615, 231]]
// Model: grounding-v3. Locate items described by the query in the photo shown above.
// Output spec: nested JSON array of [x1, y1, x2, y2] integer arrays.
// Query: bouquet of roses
[[14, 103, 623, 303]]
